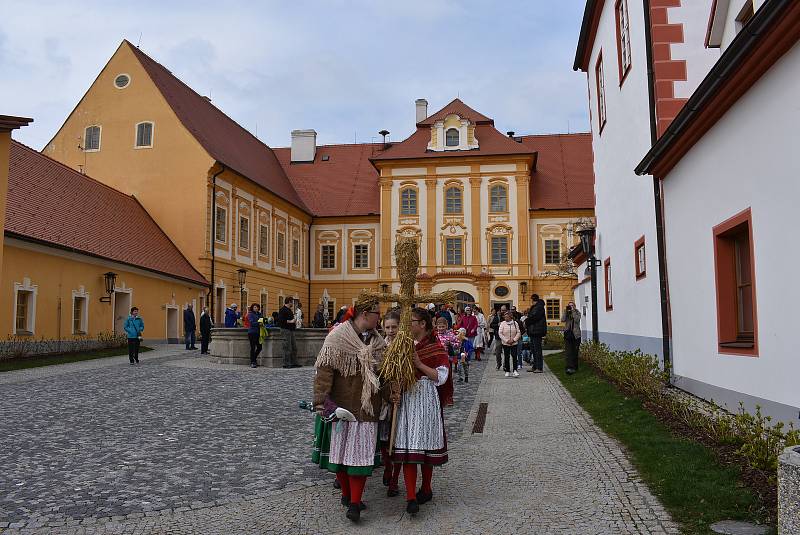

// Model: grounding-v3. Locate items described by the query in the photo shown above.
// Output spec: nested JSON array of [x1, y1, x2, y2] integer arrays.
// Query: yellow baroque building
[[39, 40, 594, 331]]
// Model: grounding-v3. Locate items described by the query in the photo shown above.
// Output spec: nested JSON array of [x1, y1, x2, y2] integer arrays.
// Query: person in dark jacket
[[277, 297, 300, 368], [184, 304, 197, 350], [246, 303, 263, 368], [524, 294, 547, 373], [224, 303, 241, 328], [312, 304, 326, 328], [199, 306, 212, 354]]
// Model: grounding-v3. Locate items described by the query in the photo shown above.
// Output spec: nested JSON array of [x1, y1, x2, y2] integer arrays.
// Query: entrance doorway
[[492, 301, 513, 313], [166, 307, 179, 344], [215, 287, 225, 327], [454, 291, 475, 312], [113, 291, 132, 335]]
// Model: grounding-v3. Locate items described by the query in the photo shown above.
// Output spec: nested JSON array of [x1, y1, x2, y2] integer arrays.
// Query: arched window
[[445, 128, 459, 147], [84, 125, 101, 151], [400, 188, 417, 215], [445, 186, 462, 214], [135, 121, 154, 148], [490, 184, 508, 212]]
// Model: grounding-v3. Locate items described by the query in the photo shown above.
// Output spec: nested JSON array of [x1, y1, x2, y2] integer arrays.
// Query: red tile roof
[[6, 141, 208, 285], [125, 41, 310, 213], [273, 143, 382, 217], [372, 99, 535, 162], [520, 133, 595, 210]]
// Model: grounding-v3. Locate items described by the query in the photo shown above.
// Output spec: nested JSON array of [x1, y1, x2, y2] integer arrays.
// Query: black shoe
[[282, 365, 292, 369], [250, 363, 257, 368], [135, 359, 140, 364], [416, 489, 433, 505], [465, 377, 469, 383], [495, 365, 501, 370], [341, 494, 349, 506], [129, 362, 135, 366], [290, 364, 303, 368], [387, 487, 399, 497], [346, 503, 360, 522], [333, 479, 341, 490], [190, 347, 198, 350], [406, 499, 419, 515], [383, 473, 391, 487]]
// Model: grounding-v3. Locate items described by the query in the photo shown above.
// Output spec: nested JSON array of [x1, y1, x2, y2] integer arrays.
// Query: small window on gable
[[714, 209, 758, 355], [445, 186, 462, 214], [445, 128, 459, 147], [136, 122, 153, 148], [114, 74, 130, 89], [400, 188, 417, 215], [84, 126, 101, 151], [490, 184, 508, 212], [635, 236, 646, 280]]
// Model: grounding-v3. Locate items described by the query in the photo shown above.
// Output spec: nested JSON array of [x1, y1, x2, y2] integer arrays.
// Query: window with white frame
[[259, 224, 270, 256], [239, 215, 249, 250], [260, 292, 268, 313], [616, 0, 632, 79], [215, 206, 227, 243], [490, 185, 508, 212], [326, 299, 336, 322], [445, 128, 459, 147], [545, 298, 561, 321], [544, 239, 561, 264], [604, 258, 613, 310], [445, 237, 463, 266], [135, 122, 153, 148], [445, 186, 462, 214], [322, 244, 336, 269], [14, 281, 37, 335], [73, 295, 88, 334], [353, 244, 369, 269], [596, 53, 607, 130], [292, 238, 300, 266], [491, 236, 509, 265], [400, 188, 417, 215], [84, 125, 101, 151], [277, 232, 286, 262]]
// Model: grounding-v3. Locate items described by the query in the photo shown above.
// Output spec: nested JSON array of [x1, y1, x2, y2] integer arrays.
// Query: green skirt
[[312, 415, 381, 476]]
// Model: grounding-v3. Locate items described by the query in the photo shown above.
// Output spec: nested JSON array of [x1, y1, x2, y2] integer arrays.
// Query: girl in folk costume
[[312, 299, 390, 523], [392, 307, 454, 515], [456, 327, 473, 383], [435, 316, 460, 380], [379, 310, 402, 496]]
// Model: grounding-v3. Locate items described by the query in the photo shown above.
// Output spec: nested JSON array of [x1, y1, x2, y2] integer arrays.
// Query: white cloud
[[1, 0, 591, 150]]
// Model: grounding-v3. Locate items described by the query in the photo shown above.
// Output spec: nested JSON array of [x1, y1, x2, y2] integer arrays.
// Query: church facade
[[39, 40, 593, 332]]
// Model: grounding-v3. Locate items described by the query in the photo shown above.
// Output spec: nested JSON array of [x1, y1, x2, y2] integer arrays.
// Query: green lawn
[[545, 352, 771, 535], [0, 345, 153, 373]]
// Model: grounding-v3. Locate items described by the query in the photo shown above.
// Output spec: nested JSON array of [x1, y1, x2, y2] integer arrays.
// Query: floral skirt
[[312, 415, 381, 476]]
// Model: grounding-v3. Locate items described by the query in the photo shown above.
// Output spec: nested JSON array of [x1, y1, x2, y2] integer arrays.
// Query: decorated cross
[[355, 236, 457, 390]]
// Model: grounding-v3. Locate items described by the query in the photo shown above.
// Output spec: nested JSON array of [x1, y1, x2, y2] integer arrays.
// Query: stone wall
[[208, 328, 326, 367], [779, 445, 800, 535]]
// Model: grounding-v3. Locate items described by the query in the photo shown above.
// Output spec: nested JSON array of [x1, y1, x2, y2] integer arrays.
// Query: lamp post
[[100, 272, 117, 303], [519, 281, 528, 304], [577, 227, 600, 343], [237, 268, 247, 309]]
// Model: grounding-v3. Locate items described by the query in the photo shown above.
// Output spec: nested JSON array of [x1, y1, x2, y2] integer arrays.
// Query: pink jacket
[[498, 320, 521, 346]]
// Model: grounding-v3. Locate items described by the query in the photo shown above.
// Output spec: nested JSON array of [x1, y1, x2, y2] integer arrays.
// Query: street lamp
[[380, 283, 389, 294], [577, 227, 600, 343], [237, 268, 247, 308], [99, 272, 116, 303], [519, 281, 528, 302]]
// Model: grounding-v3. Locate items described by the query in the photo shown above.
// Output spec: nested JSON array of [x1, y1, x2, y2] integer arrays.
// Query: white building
[[636, 0, 800, 425], [572, 0, 717, 361]]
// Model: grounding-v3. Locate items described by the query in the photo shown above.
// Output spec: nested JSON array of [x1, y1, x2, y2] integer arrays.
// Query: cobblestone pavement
[[0, 348, 679, 534], [0, 346, 485, 532]]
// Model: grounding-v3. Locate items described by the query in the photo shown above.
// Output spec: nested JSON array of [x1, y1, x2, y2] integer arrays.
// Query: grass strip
[[545, 351, 771, 535], [0, 346, 153, 372]]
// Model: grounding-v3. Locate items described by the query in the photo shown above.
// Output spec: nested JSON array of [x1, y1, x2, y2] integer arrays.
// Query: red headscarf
[[415, 332, 454, 407]]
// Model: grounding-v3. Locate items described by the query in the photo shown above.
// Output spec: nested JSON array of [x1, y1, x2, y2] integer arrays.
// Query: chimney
[[415, 99, 428, 124], [507, 131, 515, 138], [290, 129, 317, 162]]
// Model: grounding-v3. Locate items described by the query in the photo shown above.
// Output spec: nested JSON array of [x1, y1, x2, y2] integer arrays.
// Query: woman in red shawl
[[391, 307, 453, 515]]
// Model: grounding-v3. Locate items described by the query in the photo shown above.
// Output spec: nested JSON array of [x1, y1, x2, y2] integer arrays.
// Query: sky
[[2, 0, 591, 150]]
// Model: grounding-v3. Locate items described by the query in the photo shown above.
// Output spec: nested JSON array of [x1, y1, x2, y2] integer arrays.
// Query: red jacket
[[459, 314, 479, 338]]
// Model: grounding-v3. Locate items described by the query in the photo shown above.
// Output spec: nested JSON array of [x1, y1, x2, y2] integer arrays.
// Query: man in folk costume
[[391, 306, 453, 515], [312, 296, 394, 523]]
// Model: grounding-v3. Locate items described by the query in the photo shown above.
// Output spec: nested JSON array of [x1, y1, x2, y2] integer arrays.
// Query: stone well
[[208, 327, 326, 367], [779, 445, 800, 535]]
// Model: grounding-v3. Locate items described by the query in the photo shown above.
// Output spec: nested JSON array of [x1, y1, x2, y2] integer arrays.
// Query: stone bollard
[[208, 327, 327, 368], [779, 445, 800, 535]]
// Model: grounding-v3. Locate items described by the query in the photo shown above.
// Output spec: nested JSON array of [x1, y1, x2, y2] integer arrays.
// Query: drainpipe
[[643, 0, 673, 374], [307, 222, 312, 317], [209, 164, 226, 326]]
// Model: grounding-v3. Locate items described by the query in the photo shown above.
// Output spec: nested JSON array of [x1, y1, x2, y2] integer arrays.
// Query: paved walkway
[[0, 347, 678, 534]]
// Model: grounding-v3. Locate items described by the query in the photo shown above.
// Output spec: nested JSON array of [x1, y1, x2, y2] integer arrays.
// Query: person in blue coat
[[246, 303, 264, 368], [183, 304, 198, 350], [224, 303, 241, 328], [123, 307, 145, 365]]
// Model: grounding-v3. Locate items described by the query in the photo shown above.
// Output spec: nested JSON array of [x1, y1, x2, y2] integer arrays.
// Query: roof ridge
[[273, 141, 386, 151], [518, 132, 592, 138]]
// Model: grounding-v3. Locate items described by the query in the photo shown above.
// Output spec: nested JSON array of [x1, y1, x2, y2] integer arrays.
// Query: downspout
[[307, 222, 312, 317], [643, 0, 673, 374], [209, 164, 226, 325]]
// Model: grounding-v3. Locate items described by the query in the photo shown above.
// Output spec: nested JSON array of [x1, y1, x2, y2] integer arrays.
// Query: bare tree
[[539, 217, 596, 280]]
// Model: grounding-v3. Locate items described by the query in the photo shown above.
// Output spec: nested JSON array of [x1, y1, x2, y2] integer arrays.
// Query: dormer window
[[445, 128, 459, 147]]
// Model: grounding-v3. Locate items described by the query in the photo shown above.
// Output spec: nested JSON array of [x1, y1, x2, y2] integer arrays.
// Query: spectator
[[524, 294, 547, 373], [224, 303, 240, 328], [123, 306, 144, 365], [295, 301, 304, 328], [183, 304, 197, 350], [562, 302, 582, 374], [491, 305, 508, 370], [435, 305, 453, 329], [312, 304, 326, 328], [474, 305, 486, 361], [499, 310, 521, 378], [459, 306, 479, 360], [277, 297, 301, 368], [247, 303, 263, 368], [334, 305, 348, 325], [199, 306, 212, 354]]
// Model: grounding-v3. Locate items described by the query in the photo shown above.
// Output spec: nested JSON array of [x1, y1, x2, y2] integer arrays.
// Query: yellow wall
[[43, 42, 214, 266], [2, 240, 205, 341], [0, 132, 10, 279]]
